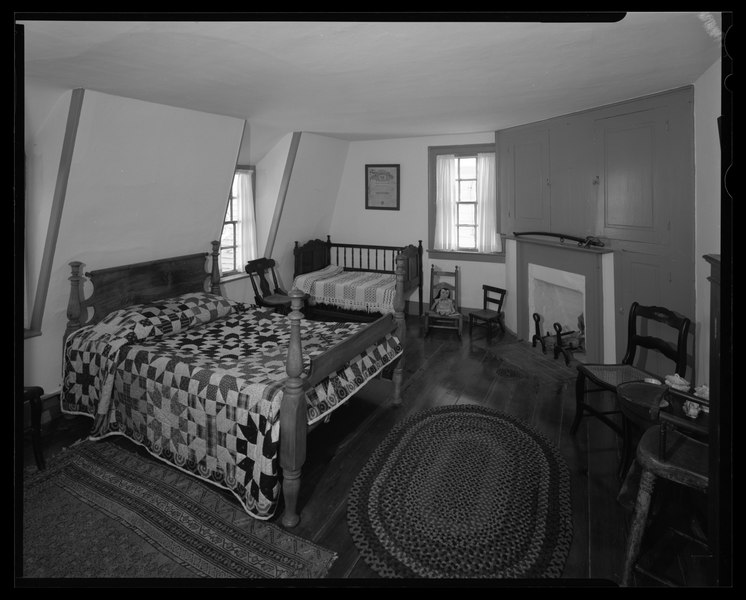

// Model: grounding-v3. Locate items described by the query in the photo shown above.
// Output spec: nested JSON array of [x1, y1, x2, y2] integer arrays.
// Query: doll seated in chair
[[431, 287, 459, 316]]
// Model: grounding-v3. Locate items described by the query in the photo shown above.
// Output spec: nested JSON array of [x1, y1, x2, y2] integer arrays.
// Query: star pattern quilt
[[61, 292, 402, 519], [292, 265, 397, 314]]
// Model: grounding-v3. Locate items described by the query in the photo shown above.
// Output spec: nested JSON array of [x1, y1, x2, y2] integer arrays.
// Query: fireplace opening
[[528, 264, 587, 363]]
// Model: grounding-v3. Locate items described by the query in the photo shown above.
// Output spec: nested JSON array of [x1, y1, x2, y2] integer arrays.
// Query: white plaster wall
[[693, 58, 722, 386], [254, 133, 292, 258], [273, 133, 349, 290], [331, 132, 503, 311], [23, 78, 71, 329], [24, 90, 244, 394]]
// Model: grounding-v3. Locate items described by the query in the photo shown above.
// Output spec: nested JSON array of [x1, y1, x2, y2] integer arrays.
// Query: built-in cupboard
[[498, 86, 695, 375]]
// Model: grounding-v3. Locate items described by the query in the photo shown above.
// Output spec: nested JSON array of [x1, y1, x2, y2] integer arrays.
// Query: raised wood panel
[[595, 108, 669, 244], [549, 115, 597, 237], [551, 166, 586, 235], [605, 125, 654, 227], [499, 127, 550, 233]]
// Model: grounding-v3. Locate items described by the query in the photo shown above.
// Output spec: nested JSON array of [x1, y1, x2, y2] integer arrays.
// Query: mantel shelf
[[506, 234, 614, 255]]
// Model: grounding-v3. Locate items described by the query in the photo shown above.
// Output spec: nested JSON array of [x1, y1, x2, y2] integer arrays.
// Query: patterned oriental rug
[[21, 441, 337, 579], [347, 405, 573, 579]]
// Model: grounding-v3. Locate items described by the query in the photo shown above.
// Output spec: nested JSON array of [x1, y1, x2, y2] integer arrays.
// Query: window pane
[[459, 180, 476, 203], [458, 203, 476, 225], [221, 248, 236, 273], [459, 157, 476, 179], [221, 224, 235, 248], [458, 226, 476, 250]]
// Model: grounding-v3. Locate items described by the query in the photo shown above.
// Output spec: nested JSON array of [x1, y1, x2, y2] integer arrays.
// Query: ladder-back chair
[[469, 285, 506, 339], [570, 302, 691, 437], [424, 265, 463, 339]]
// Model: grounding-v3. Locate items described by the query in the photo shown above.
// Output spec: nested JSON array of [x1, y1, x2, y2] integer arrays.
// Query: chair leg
[[569, 371, 586, 436], [469, 314, 474, 336], [618, 417, 637, 481], [622, 469, 657, 586], [27, 388, 46, 470]]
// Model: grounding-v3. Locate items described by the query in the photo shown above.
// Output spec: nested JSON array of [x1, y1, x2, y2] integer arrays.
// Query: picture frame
[[365, 164, 400, 210]]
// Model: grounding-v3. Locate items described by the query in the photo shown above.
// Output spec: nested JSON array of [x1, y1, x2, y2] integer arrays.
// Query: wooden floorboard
[[22, 314, 716, 586]]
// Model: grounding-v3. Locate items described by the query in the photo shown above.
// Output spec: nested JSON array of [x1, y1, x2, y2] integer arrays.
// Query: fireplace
[[529, 264, 587, 359], [505, 235, 615, 363]]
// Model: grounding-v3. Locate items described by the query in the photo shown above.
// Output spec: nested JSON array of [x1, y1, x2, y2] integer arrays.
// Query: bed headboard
[[293, 238, 331, 276], [64, 241, 222, 342]]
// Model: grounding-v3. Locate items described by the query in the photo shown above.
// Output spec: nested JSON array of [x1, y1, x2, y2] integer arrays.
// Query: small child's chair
[[424, 265, 462, 339], [469, 285, 507, 339]]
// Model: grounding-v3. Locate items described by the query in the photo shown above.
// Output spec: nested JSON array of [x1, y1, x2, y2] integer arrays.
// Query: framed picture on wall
[[365, 164, 400, 210]]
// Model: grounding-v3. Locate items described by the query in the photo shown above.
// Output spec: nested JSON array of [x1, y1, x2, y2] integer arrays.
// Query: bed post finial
[[279, 288, 308, 527], [210, 241, 221, 294]]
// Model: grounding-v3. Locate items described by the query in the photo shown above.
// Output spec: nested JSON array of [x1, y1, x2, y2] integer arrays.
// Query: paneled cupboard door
[[593, 107, 671, 245], [499, 127, 551, 233]]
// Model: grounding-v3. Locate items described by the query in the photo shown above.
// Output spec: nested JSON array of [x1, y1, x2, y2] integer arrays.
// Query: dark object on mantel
[[513, 231, 605, 248]]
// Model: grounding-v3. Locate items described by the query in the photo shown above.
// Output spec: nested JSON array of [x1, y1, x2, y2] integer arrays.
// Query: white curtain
[[476, 152, 501, 253], [236, 169, 257, 264], [434, 154, 457, 250]]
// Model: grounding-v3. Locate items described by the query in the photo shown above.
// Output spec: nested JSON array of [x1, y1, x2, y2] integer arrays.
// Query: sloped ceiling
[[18, 13, 723, 164]]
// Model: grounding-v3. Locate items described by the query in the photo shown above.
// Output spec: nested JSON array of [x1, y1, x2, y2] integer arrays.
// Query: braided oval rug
[[347, 405, 573, 579]]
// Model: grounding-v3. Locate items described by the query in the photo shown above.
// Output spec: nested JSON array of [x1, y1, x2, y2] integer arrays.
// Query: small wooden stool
[[23, 386, 46, 470]]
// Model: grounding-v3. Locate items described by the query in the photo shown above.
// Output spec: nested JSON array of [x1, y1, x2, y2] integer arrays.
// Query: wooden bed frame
[[293, 236, 423, 321], [64, 241, 408, 527]]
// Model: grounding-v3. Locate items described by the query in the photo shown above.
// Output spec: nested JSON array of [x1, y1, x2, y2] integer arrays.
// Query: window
[[428, 144, 502, 260], [454, 156, 477, 250], [220, 166, 257, 276]]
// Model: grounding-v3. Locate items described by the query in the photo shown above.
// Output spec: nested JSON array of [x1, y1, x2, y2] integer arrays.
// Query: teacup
[[683, 400, 701, 419]]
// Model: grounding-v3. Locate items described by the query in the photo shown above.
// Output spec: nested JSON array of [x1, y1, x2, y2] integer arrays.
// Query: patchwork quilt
[[293, 265, 397, 314], [61, 292, 402, 519]]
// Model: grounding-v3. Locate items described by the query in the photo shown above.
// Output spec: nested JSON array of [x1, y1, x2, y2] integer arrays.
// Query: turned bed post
[[391, 252, 406, 406], [209, 240, 221, 294], [64, 261, 84, 345], [279, 288, 308, 528], [417, 240, 424, 316]]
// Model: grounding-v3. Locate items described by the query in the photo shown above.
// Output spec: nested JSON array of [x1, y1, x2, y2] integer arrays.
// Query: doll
[[431, 287, 458, 316]]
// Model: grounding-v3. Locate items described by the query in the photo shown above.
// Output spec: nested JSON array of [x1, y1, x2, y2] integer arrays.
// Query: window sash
[[220, 167, 256, 275], [433, 149, 498, 253]]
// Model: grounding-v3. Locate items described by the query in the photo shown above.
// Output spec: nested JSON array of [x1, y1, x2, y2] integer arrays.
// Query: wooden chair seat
[[261, 294, 294, 309]]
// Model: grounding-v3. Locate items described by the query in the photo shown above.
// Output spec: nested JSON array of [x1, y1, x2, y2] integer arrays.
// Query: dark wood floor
[[21, 315, 714, 586]]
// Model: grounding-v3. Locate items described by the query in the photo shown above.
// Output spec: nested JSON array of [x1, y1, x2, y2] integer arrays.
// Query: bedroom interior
[[17, 13, 730, 586]]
